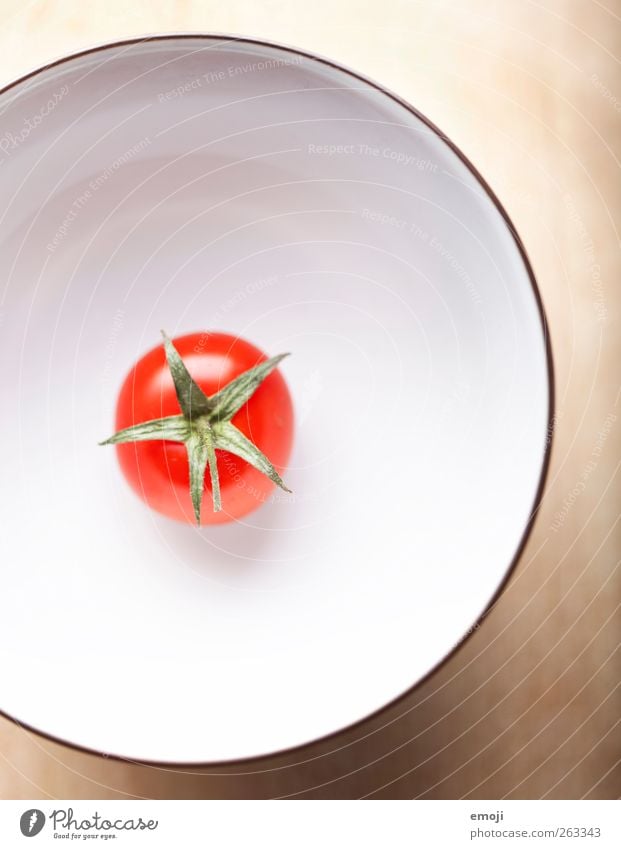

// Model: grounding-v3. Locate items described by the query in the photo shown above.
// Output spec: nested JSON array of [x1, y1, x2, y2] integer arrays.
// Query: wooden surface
[[0, 0, 619, 799]]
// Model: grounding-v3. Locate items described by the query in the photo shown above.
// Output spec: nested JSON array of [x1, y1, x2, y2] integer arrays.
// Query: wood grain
[[0, 0, 619, 799]]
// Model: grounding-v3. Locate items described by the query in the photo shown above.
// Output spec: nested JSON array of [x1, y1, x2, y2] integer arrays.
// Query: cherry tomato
[[114, 332, 294, 524]]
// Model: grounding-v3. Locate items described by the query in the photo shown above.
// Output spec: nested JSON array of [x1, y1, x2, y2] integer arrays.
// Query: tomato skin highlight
[[114, 332, 294, 524]]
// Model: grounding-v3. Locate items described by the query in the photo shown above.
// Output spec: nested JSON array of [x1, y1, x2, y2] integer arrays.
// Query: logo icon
[[19, 810, 45, 837]]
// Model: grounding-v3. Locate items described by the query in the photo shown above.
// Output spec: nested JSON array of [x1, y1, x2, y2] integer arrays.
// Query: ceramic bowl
[[0, 35, 552, 763]]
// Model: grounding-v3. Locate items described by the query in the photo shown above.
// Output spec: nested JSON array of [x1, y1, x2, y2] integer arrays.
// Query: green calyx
[[100, 331, 291, 524]]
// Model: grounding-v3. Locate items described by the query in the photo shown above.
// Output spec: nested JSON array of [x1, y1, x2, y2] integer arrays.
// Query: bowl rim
[[0, 32, 555, 769]]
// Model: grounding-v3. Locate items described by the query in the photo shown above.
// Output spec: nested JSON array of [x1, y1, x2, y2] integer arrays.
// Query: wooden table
[[1, 0, 619, 798]]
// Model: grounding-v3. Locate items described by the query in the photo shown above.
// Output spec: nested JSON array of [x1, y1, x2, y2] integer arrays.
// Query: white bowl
[[0, 35, 552, 763]]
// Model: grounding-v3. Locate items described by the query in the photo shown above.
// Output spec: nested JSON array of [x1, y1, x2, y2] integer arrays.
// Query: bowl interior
[[0, 37, 549, 762]]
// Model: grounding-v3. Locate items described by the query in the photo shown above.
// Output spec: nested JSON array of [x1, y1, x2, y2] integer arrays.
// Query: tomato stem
[[100, 331, 291, 524]]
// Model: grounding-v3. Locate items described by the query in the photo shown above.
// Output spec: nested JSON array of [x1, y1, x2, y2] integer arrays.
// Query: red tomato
[[114, 332, 294, 524]]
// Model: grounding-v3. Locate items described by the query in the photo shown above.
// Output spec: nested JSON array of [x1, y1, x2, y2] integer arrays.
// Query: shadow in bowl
[[151, 489, 297, 579]]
